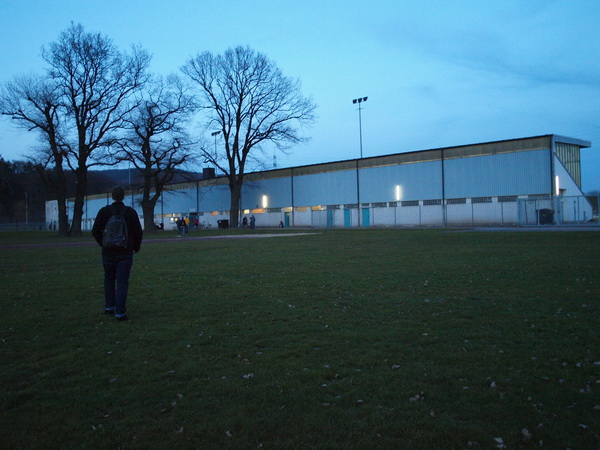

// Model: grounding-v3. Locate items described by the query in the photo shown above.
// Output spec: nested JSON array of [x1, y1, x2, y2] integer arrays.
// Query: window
[[423, 199, 442, 206], [471, 197, 492, 204], [498, 196, 517, 203], [555, 142, 581, 188], [402, 200, 419, 207], [447, 198, 466, 204]]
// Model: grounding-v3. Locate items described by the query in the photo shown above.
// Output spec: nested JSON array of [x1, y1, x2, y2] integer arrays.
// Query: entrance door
[[344, 209, 351, 227], [361, 207, 370, 227], [327, 209, 334, 228]]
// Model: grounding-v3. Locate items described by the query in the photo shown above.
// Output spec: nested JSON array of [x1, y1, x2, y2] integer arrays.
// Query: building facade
[[46, 134, 594, 229]]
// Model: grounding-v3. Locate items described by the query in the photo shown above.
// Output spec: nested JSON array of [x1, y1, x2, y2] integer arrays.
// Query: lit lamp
[[352, 96, 368, 158]]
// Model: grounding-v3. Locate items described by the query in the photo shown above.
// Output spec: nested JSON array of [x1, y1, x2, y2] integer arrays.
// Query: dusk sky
[[1, 0, 599, 191]]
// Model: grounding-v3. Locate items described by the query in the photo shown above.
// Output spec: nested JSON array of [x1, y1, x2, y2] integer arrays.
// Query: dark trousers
[[102, 253, 133, 318]]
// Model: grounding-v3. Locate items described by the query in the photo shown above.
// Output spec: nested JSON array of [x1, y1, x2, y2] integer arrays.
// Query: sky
[[1, 0, 599, 191]]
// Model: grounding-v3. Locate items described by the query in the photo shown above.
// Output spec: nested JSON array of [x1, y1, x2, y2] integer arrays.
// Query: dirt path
[[0, 232, 317, 250]]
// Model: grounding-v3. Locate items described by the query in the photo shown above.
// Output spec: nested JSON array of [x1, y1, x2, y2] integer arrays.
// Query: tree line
[[0, 158, 48, 225], [0, 23, 316, 235], [0, 157, 135, 226]]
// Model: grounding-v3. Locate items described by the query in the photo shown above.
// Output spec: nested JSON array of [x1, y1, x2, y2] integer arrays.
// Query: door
[[344, 209, 351, 227], [327, 209, 334, 228], [361, 207, 370, 227]]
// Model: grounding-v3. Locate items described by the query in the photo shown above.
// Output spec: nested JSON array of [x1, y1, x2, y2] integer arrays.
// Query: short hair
[[111, 186, 125, 201]]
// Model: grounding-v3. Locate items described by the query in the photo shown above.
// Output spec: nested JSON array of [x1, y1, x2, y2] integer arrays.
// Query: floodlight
[[351, 95, 368, 159]]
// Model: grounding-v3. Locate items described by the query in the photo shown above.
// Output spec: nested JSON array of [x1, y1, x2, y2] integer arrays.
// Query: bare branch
[[182, 46, 316, 227]]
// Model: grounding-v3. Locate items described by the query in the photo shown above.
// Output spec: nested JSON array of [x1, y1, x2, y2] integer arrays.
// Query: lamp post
[[352, 96, 368, 158], [211, 131, 221, 157], [25, 191, 28, 226]]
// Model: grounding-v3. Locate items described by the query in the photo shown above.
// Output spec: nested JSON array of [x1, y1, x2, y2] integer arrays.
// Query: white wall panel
[[293, 170, 358, 206], [242, 178, 292, 209], [360, 160, 443, 202], [445, 149, 551, 198]]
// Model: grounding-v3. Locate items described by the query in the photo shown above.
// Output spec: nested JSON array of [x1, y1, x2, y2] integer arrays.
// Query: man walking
[[92, 187, 143, 321]]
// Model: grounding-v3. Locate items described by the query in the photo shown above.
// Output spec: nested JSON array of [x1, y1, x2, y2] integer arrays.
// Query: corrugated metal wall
[[360, 160, 443, 203], [293, 170, 358, 206], [444, 149, 551, 199], [68, 135, 590, 228]]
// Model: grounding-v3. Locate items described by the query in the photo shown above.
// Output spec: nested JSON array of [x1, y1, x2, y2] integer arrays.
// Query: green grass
[[1, 228, 599, 449]]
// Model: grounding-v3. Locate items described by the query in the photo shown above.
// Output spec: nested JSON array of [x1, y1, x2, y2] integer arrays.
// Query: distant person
[[92, 186, 143, 321], [250, 215, 256, 229], [242, 216, 248, 228], [279, 221, 284, 228], [177, 217, 185, 237]]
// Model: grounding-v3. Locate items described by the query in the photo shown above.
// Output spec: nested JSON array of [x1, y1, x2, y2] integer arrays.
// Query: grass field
[[1, 228, 599, 449]]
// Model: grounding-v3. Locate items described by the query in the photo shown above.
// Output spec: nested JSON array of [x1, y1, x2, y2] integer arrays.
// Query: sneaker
[[116, 315, 129, 321]]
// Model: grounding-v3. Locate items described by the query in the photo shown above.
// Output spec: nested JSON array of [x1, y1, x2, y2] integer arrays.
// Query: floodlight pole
[[352, 96, 368, 159], [211, 131, 221, 157]]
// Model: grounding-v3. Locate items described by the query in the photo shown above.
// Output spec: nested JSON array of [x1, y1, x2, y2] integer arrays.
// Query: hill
[[86, 168, 208, 195]]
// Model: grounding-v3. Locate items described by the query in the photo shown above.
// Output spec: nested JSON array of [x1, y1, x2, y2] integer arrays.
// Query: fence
[[517, 195, 597, 226], [0, 222, 49, 232]]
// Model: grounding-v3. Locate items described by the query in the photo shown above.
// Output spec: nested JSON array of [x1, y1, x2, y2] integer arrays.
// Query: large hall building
[[46, 134, 594, 229]]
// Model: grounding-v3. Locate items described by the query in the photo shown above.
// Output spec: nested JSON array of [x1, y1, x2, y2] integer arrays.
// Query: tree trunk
[[56, 190, 69, 236], [142, 199, 157, 231], [52, 158, 69, 236], [141, 184, 162, 232], [229, 180, 242, 228], [39, 159, 69, 236], [68, 166, 88, 236]]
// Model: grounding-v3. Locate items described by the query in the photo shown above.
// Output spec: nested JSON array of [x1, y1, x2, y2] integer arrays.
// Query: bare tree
[[181, 46, 316, 227], [115, 75, 196, 231], [43, 23, 150, 236], [0, 75, 70, 235]]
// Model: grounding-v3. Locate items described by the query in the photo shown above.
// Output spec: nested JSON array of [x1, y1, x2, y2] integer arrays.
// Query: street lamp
[[25, 191, 28, 226], [211, 131, 221, 156], [352, 96, 368, 158]]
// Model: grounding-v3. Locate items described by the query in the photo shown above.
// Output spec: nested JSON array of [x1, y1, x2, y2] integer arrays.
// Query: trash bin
[[217, 219, 229, 229], [538, 208, 554, 225]]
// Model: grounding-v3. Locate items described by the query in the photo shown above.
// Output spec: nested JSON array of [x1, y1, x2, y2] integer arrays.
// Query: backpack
[[102, 205, 129, 249]]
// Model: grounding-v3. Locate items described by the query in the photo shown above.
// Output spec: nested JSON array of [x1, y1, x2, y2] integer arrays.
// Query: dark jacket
[[92, 201, 143, 254]]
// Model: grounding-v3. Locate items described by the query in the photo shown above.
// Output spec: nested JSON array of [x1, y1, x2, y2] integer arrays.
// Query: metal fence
[[517, 195, 598, 226], [0, 222, 49, 232]]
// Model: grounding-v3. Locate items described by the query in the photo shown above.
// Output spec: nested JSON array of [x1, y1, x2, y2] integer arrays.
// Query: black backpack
[[102, 205, 129, 249]]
